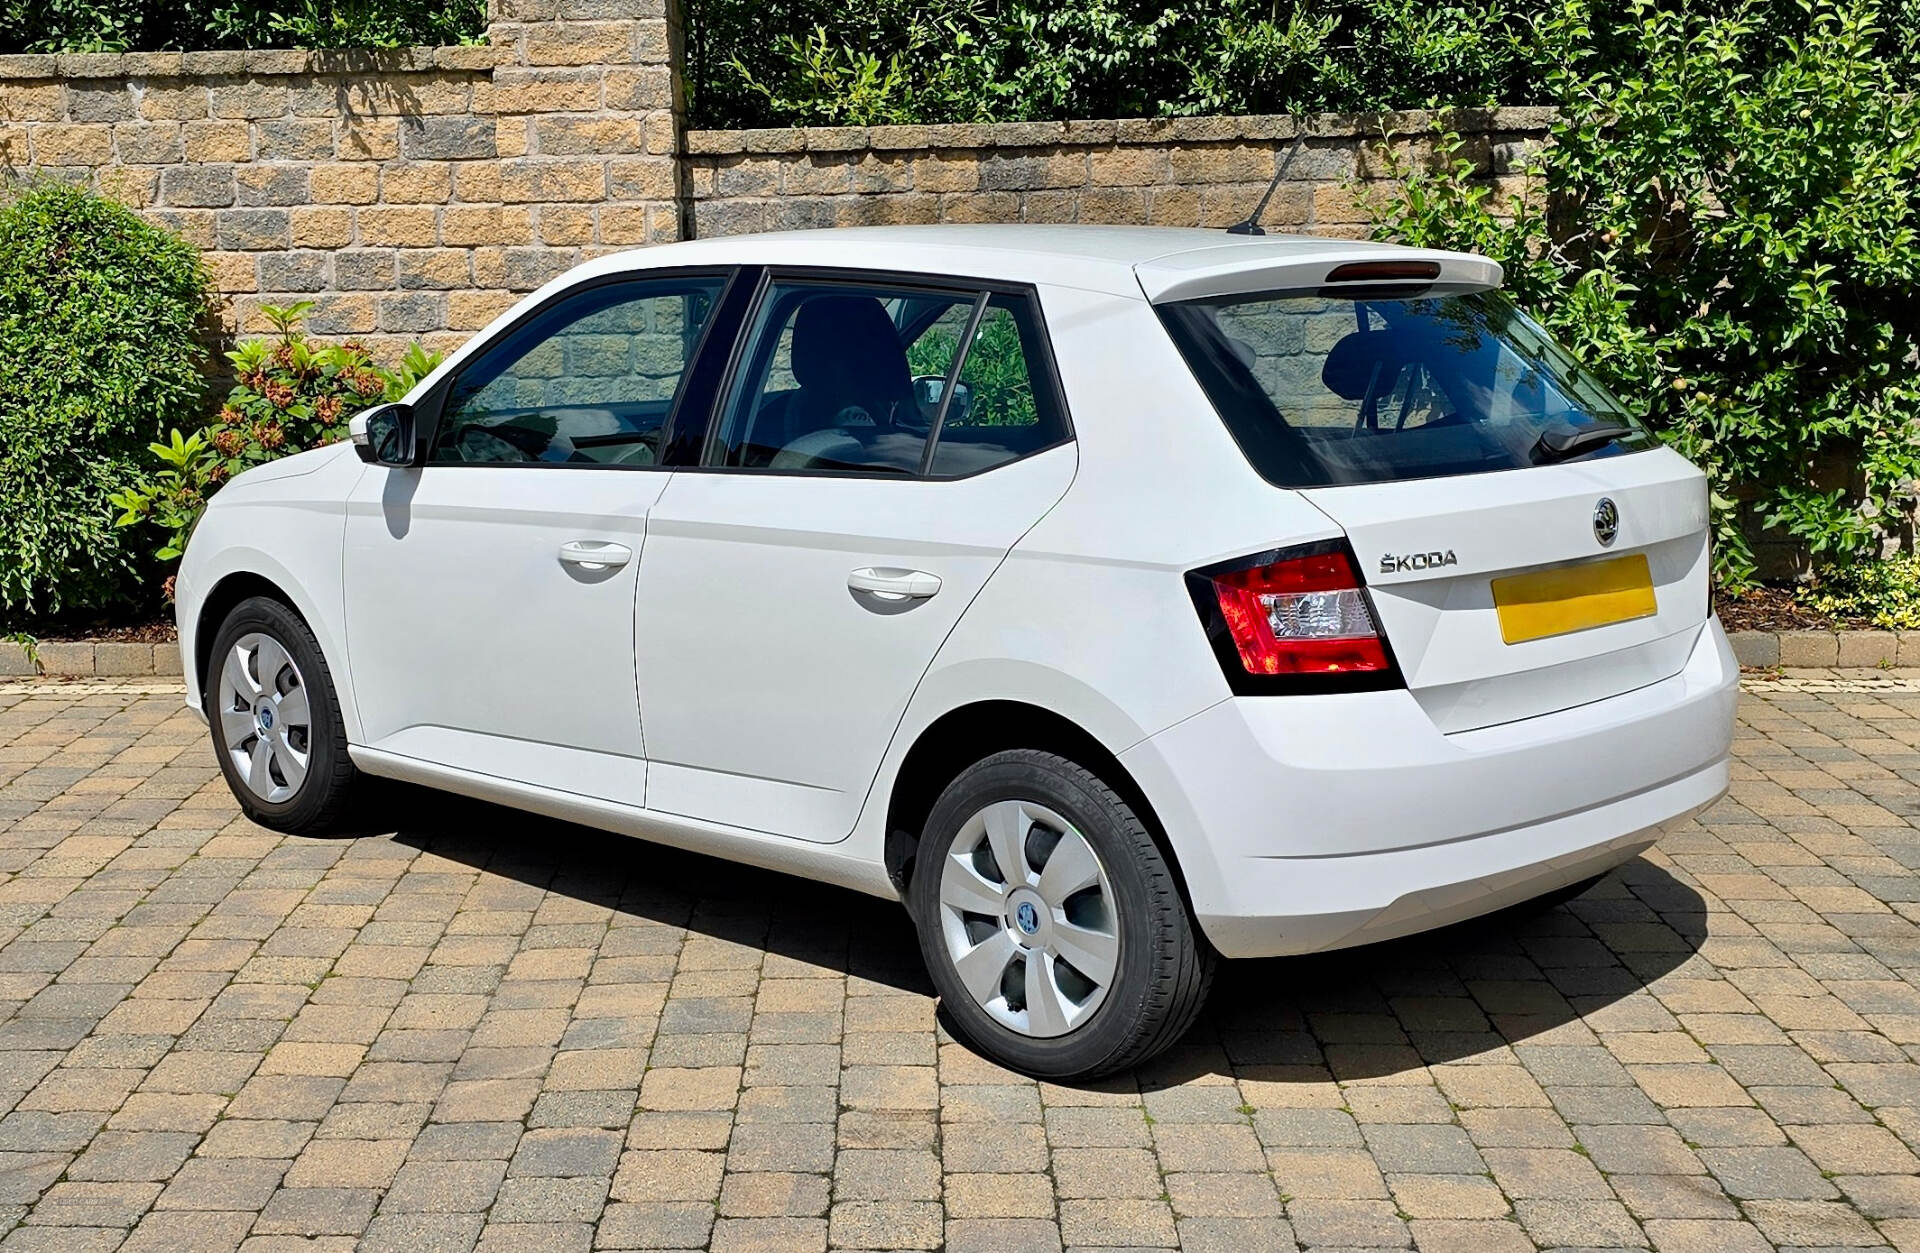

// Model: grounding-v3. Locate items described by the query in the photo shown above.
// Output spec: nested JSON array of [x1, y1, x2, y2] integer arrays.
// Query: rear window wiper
[[1532, 420, 1634, 463]]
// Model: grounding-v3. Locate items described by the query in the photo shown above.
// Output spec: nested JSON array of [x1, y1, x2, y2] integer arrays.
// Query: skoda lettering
[[1380, 550, 1459, 574]]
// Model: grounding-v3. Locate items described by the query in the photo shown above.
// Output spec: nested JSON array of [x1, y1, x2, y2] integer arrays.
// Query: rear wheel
[[908, 749, 1214, 1080], [206, 596, 364, 835]]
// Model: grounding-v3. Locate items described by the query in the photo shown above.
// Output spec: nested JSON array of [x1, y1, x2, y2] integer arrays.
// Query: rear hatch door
[[1144, 247, 1712, 732], [1303, 447, 1710, 732]]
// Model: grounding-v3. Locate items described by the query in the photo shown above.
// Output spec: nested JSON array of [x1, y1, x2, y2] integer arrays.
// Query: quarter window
[[430, 275, 728, 466], [926, 297, 1059, 478]]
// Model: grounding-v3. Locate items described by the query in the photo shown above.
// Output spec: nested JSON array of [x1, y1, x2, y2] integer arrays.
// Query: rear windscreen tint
[[1157, 289, 1656, 487]]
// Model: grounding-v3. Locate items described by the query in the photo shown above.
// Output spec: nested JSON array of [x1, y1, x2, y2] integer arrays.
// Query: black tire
[[907, 749, 1215, 1080], [205, 595, 365, 835]]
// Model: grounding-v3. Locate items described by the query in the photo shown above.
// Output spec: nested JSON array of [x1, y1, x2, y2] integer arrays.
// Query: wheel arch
[[187, 556, 359, 741], [194, 571, 299, 696], [880, 699, 1197, 918]]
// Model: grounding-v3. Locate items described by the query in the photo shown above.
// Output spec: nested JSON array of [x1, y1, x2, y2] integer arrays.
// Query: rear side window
[[707, 278, 1068, 478], [711, 281, 972, 475], [1158, 289, 1655, 487]]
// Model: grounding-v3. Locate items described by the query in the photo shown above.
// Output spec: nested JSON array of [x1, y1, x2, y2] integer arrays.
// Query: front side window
[[708, 279, 1068, 477], [1159, 289, 1656, 487], [430, 275, 728, 465]]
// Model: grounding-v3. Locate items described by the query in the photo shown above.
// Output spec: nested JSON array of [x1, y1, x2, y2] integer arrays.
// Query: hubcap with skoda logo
[[216, 632, 313, 806], [935, 799, 1120, 1039]]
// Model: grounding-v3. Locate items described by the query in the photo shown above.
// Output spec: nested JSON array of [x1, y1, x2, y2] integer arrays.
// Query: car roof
[[566, 225, 1503, 301]]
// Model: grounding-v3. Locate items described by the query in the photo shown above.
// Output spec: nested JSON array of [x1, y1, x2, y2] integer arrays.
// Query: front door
[[342, 271, 732, 804], [635, 275, 1076, 841]]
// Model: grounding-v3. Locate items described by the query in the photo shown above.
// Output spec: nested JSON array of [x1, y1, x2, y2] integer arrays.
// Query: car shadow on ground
[[386, 788, 1707, 1087]]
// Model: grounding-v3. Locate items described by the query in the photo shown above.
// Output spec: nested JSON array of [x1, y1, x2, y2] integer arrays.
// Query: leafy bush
[[907, 311, 1038, 428], [0, 0, 192, 52], [1369, 0, 1920, 587], [112, 302, 439, 573], [1, 0, 482, 53], [693, 0, 1546, 127], [0, 181, 209, 616], [688, 0, 1920, 127], [1804, 554, 1920, 629]]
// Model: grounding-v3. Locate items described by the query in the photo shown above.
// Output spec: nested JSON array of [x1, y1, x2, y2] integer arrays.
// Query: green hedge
[[0, 0, 482, 53], [17, 0, 1918, 125], [0, 182, 209, 616], [686, 0, 1920, 128]]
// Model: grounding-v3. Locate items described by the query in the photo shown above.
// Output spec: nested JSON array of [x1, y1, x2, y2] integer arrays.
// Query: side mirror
[[912, 376, 973, 425], [350, 402, 416, 467]]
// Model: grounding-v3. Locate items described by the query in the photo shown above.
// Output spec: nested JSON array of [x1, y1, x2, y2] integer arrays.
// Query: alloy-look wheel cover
[[936, 798, 1120, 1038], [215, 632, 312, 805]]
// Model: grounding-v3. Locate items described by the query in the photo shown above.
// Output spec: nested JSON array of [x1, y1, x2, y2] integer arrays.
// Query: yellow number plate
[[1492, 553, 1657, 645]]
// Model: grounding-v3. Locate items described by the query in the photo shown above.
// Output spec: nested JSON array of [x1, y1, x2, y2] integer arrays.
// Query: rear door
[[634, 273, 1075, 842], [1156, 280, 1711, 732]]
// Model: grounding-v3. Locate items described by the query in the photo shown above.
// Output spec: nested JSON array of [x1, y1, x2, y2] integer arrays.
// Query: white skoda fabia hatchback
[[178, 225, 1739, 1078]]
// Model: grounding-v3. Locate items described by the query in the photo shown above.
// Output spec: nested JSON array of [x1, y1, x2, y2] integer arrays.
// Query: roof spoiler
[[1135, 245, 1503, 305]]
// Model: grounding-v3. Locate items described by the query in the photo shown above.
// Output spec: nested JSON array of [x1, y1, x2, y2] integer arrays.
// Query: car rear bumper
[[1120, 617, 1738, 958]]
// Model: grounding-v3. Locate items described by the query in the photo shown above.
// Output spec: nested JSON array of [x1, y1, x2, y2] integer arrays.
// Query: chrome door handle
[[848, 567, 942, 601], [558, 540, 632, 570]]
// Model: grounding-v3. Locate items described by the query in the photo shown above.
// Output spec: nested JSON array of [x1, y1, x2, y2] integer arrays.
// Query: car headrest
[[791, 295, 912, 405], [1322, 329, 1405, 401]]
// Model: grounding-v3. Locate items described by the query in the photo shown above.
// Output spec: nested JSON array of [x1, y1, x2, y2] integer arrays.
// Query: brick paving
[[0, 672, 1917, 1252]]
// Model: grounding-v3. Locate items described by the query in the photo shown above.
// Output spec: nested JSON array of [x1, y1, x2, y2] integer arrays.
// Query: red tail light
[[1187, 542, 1400, 693]]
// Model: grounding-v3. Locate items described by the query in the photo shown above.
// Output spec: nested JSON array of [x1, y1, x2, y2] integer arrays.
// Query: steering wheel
[[451, 423, 580, 464], [450, 427, 523, 463]]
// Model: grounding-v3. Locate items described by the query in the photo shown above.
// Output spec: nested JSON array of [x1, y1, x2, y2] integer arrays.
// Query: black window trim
[[407, 264, 745, 472], [687, 265, 1077, 483], [917, 290, 990, 478]]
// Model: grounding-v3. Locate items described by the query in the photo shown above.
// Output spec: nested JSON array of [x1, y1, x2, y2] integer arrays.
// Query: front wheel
[[907, 749, 1214, 1080], [206, 596, 365, 835]]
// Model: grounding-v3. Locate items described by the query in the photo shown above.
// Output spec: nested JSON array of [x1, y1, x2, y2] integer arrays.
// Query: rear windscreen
[[1158, 289, 1655, 487]]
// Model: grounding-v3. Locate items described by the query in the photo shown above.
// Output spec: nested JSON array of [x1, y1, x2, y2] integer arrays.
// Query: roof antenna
[[1226, 131, 1308, 236]]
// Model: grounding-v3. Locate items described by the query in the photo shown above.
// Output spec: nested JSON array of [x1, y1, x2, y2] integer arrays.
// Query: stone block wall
[[0, 0, 687, 359], [1, 17, 1544, 364], [685, 108, 1548, 238]]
